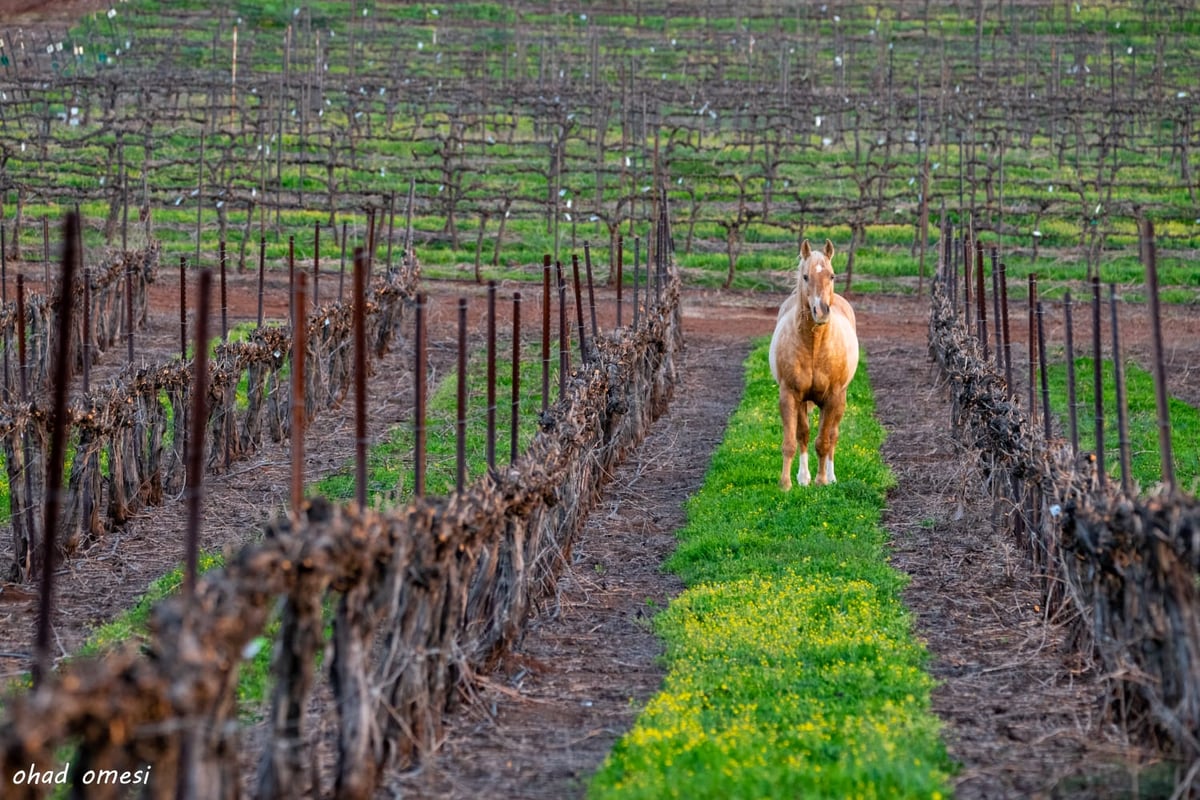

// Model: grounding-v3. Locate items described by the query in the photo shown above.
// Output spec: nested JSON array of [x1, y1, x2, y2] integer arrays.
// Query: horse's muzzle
[[810, 301, 831, 324]]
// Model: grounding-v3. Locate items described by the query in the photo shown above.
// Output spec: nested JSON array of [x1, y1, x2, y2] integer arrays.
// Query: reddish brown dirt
[[0, 0, 109, 27]]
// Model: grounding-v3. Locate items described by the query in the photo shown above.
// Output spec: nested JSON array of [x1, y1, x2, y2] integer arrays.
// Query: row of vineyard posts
[[929, 217, 1200, 783], [0, 189, 675, 581], [0, 197, 683, 798]]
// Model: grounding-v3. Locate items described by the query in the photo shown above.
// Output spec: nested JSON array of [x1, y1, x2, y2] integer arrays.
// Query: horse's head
[[797, 239, 837, 326]]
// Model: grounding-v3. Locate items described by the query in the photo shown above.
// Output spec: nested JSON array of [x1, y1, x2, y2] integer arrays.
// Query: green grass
[[312, 338, 554, 503], [75, 551, 226, 659], [589, 341, 951, 799]]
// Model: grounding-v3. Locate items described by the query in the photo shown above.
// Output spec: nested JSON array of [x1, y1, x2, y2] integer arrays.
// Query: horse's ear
[[800, 239, 812, 259], [824, 239, 835, 260]]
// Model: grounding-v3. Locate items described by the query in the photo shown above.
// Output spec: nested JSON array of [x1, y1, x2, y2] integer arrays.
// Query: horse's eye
[[802, 274, 808, 282]]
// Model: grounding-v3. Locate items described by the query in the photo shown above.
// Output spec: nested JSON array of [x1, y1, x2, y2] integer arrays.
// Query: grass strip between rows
[[589, 339, 952, 799]]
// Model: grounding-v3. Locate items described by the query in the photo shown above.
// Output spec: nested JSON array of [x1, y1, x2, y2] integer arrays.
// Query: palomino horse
[[768, 239, 859, 489]]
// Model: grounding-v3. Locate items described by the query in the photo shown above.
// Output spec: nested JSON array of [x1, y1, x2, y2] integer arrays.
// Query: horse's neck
[[795, 310, 822, 340], [794, 310, 839, 350]]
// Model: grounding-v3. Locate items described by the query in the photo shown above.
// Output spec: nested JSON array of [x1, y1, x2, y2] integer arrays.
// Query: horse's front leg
[[796, 401, 813, 486], [814, 397, 845, 485], [779, 393, 812, 490], [779, 391, 797, 490]]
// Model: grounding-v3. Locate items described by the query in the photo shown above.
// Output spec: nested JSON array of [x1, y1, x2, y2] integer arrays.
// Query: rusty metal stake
[[287, 235, 295, 328], [572, 254, 587, 362], [354, 248, 370, 508], [16, 276, 35, 581], [541, 256, 550, 414], [975, 239, 988, 360], [1063, 291, 1079, 456], [35, 212, 80, 686], [557, 260, 568, 398], [220, 238, 228, 341], [1109, 285, 1133, 495], [125, 236, 135, 363], [339, 221, 348, 303], [313, 222, 320, 309], [1027, 274, 1037, 426], [1141, 220, 1175, 491], [1036, 300, 1051, 439], [487, 281, 497, 470], [999, 261, 1013, 395], [291, 272, 308, 514], [457, 297, 468, 494], [257, 236, 266, 328], [632, 236, 640, 331], [184, 268, 212, 601], [1091, 276, 1105, 489], [511, 292, 522, 463], [616, 235, 624, 328], [180, 256, 188, 358], [584, 240, 598, 341], [990, 247, 1003, 373], [413, 292, 427, 499]]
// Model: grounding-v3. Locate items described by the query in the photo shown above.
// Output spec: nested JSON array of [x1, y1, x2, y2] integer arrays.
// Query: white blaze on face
[[809, 263, 827, 320]]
